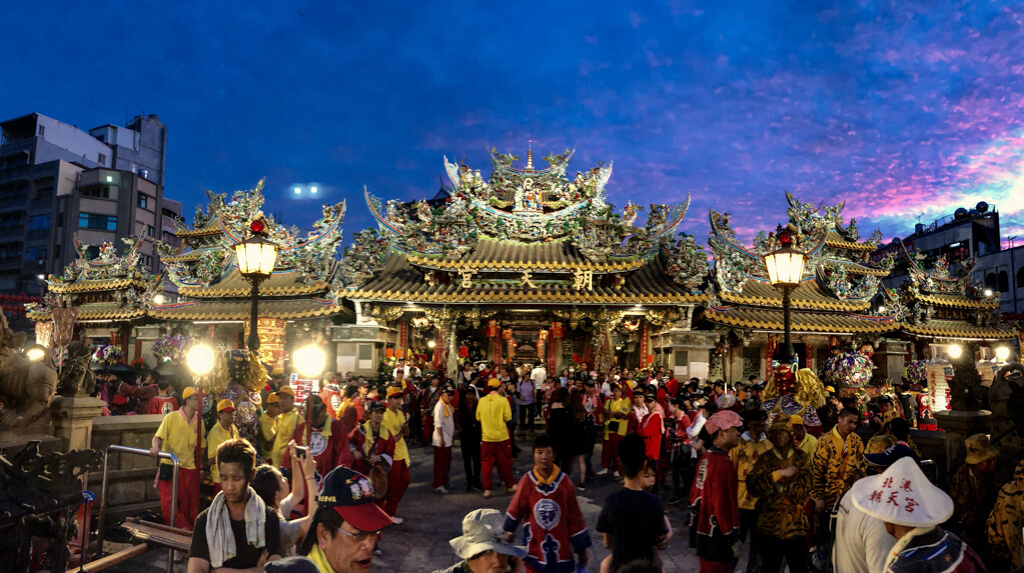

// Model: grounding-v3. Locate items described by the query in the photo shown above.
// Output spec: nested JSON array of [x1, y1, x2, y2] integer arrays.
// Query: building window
[[999, 271, 1010, 293], [98, 153, 106, 165], [80, 186, 110, 199], [78, 213, 117, 231], [27, 246, 47, 265], [143, 254, 153, 267], [137, 194, 149, 209], [147, 225, 155, 237], [986, 273, 998, 291], [29, 214, 50, 230], [38, 125, 44, 137]]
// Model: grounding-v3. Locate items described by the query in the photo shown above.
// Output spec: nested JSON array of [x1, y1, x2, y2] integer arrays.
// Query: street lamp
[[233, 219, 278, 353], [24, 343, 47, 362], [763, 230, 806, 367], [294, 344, 327, 380]]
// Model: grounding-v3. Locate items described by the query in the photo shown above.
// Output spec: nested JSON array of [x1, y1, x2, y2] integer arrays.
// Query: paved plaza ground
[[102, 428, 739, 572]]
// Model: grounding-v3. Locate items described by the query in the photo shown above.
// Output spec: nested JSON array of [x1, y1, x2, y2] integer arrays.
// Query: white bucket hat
[[851, 457, 953, 527], [450, 509, 527, 560]]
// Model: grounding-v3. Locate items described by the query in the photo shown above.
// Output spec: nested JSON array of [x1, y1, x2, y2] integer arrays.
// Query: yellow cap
[[182, 387, 198, 400], [789, 414, 804, 426], [265, 393, 280, 404], [217, 399, 236, 412], [386, 386, 404, 399], [824, 385, 836, 393], [487, 378, 501, 388], [277, 386, 295, 397]]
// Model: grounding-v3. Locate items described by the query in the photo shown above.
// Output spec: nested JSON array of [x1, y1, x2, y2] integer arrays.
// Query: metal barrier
[[95, 445, 179, 572]]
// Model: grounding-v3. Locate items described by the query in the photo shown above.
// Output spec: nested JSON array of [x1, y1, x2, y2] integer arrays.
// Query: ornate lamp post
[[763, 230, 806, 367], [233, 218, 278, 353]]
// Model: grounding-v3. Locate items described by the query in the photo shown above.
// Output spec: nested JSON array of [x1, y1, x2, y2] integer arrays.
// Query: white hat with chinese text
[[850, 457, 953, 527]]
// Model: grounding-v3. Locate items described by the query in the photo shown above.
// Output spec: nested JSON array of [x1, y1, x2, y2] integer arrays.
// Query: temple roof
[[28, 236, 159, 325], [345, 252, 706, 306], [405, 237, 644, 273], [702, 305, 897, 334], [717, 278, 872, 312], [901, 320, 1013, 339], [148, 297, 347, 321], [362, 148, 691, 262], [176, 268, 334, 298]]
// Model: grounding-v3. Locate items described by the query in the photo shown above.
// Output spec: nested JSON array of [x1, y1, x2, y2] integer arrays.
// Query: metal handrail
[[95, 444, 179, 572]]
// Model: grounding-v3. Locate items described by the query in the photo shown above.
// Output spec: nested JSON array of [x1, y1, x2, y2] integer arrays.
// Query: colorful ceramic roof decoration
[[346, 147, 709, 306], [883, 242, 1011, 339], [26, 236, 162, 323], [150, 180, 351, 321], [704, 192, 896, 335]]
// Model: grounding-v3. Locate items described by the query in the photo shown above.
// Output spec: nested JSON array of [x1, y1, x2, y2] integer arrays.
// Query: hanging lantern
[[503, 328, 512, 340], [538, 329, 548, 341], [486, 320, 498, 338], [459, 346, 469, 357]]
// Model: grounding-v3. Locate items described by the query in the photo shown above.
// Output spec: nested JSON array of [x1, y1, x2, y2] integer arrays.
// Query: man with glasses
[[287, 466, 396, 573]]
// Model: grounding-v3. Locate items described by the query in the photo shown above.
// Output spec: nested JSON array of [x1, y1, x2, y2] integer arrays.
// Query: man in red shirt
[[690, 410, 743, 573], [147, 375, 179, 415], [664, 374, 679, 399], [285, 395, 353, 486]]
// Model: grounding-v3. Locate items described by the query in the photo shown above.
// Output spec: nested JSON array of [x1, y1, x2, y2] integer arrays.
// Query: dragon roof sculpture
[[708, 192, 892, 302], [364, 147, 690, 262], [158, 179, 346, 289]]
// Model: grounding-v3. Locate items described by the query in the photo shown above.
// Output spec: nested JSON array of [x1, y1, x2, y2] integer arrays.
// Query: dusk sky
[[5, 1, 1024, 248]]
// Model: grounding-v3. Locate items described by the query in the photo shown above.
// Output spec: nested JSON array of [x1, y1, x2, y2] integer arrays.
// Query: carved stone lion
[[0, 315, 58, 429]]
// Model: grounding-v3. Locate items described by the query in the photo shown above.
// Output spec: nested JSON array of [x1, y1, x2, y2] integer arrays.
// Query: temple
[[701, 192, 899, 382], [27, 236, 161, 355], [337, 148, 714, 378], [145, 180, 350, 371]]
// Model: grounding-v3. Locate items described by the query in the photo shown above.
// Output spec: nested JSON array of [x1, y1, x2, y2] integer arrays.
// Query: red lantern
[[459, 346, 469, 357], [502, 329, 512, 340], [486, 320, 497, 338]]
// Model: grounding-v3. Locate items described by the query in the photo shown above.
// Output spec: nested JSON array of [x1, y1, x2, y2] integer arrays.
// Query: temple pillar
[[873, 339, 911, 386]]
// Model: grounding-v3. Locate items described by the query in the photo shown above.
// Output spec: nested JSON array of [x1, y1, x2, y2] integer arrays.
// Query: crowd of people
[[139, 356, 1021, 572]]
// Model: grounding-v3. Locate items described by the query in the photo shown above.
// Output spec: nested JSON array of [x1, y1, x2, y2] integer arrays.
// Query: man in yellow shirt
[[383, 386, 411, 520], [791, 415, 817, 456], [257, 393, 280, 462], [206, 399, 242, 493], [477, 378, 514, 499], [149, 386, 202, 530], [271, 386, 299, 468], [598, 383, 630, 477], [729, 409, 772, 572]]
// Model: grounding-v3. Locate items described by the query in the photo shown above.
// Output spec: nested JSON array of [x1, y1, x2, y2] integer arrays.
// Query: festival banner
[[765, 334, 777, 379], [639, 320, 649, 367], [398, 319, 409, 355]]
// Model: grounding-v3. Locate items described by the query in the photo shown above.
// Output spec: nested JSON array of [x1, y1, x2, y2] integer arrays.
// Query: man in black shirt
[[457, 374, 483, 492], [597, 433, 670, 572], [189, 439, 282, 571]]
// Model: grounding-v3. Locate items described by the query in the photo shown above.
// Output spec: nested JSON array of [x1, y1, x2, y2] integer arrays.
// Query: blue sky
[[5, 0, 1024, 248]]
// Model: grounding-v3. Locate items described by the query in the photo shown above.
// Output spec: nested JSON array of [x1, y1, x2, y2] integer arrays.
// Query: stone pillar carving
[[933, 409, 992, 473], [873, 339, 911, 385]]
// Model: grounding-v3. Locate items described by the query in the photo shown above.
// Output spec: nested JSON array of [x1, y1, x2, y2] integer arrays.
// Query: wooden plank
[[125, 523, 192, 552], [72, 544, 149, 572], [126, 517, 194, 538]]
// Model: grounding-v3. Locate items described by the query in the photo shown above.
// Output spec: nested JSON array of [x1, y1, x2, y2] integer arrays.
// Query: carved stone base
[[50, 396, 107, 453], [0, 418, 59, 457], [934, 409, 991, 472]]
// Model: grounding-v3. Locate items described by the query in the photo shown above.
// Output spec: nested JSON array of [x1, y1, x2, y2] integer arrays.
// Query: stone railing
[[88, 414, 164, 522]]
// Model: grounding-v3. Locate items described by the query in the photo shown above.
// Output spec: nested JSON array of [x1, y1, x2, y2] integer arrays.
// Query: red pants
[[433, 446, 452, 489], [158, 467, 199, 530], [385, 458, 410, 516], [481, 439, 514, 490], [699, 558, 734, 573], [601, 433, 623, 472]]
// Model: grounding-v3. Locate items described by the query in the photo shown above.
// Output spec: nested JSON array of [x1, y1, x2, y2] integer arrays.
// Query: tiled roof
[[149, 298, 349, 320], [406, 238, 643, 272], [911, 292, 1000, 310], [28, 303, 147, 322], [825, 231, 876, 252], [901, 320, 1014, 340], [178, 269, 331, 298], [346, 253, 706, 305], [720, 279, 872, 312], [703, 305, 897, 334]]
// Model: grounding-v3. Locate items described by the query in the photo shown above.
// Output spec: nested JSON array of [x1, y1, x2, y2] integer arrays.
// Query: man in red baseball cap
[[295, 466, 396, 573]]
